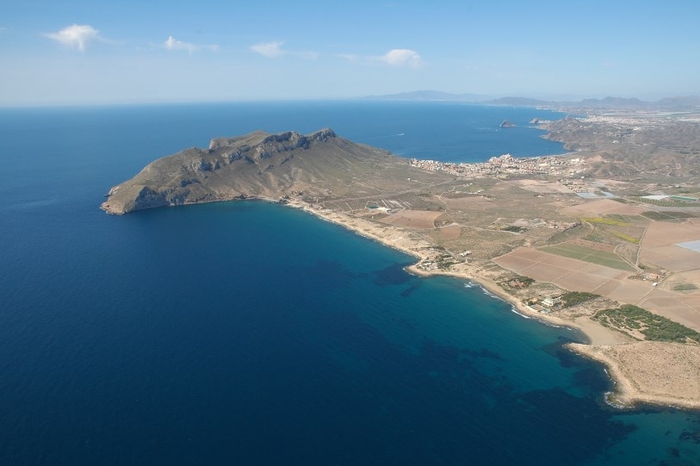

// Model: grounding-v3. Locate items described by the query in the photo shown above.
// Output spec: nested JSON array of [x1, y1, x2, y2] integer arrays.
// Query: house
[[542, 297, 556, 308]]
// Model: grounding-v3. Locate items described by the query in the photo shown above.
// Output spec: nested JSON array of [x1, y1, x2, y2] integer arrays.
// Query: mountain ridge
[[100, 128, 450, 215]]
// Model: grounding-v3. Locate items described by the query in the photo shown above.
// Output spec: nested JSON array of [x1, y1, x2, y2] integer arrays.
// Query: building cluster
[[584, 115, 670, 128], [409, 154, 586, 178]]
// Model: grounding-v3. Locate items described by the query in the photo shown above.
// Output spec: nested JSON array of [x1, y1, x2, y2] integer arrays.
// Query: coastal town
[[409, 153, 587, 179]]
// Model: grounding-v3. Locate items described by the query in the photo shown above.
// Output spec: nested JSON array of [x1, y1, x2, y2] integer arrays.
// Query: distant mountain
[[567, 96, 700, 111], [578, 97, 646, 108], [654, 96, 700, 109], [365, 90, 700, 111]]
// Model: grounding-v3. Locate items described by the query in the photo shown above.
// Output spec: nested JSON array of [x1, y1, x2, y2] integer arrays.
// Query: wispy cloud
[[45, 24, 102, 51], [250, 41, 318, 60], [380, 49, 422, 68], [338, 53, 358, 62], [164, 36, 218, 53], [251, 41, 285, 58], [340, 48, 423, 68]]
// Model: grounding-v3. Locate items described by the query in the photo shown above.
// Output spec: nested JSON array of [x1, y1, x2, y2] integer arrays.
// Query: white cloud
[[250, 41, 317, 60], [340, 49, 424, 68], [46, 24, 101, 51], [164, 36, 218, 53], [251, 41, 285, 58], [165, 36, 196, 53], [381, 49, 422, 68]]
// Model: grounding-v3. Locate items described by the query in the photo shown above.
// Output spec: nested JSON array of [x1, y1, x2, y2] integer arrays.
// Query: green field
[[635, 198, 698, 208], [673, 284, 699, 291], [539, 243, 636, 272], [611, 231, 640, 243], [581, 216, 630, 226], [642, 211, 697, 221]]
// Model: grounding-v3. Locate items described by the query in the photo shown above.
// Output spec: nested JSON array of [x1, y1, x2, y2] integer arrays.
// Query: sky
[[1, 0, 699, 106]]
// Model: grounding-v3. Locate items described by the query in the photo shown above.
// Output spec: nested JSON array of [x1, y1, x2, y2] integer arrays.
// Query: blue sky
[[2, 0, 699, 106]]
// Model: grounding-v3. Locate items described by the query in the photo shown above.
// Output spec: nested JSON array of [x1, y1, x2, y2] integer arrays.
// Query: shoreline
[[287, 199, 608, 343], [287, 199, 700, 411], [568, 342, 700, 411]]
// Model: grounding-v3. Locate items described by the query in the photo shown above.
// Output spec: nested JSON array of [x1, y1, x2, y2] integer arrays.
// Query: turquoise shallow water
[[0, 102, 698, 465]]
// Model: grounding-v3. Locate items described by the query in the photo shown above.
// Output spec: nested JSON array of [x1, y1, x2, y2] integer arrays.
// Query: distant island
[[103, 107, 700, 410]]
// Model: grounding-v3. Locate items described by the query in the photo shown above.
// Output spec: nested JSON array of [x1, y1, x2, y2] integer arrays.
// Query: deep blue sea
[[0, 101, 698, 465]]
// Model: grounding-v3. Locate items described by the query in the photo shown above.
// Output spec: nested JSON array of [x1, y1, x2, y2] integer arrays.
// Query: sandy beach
[[289, 200, 625, 343], [289, 200, 700, 410]]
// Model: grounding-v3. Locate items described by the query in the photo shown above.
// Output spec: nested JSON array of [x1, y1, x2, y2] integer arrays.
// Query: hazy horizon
[[2, 0, 699, 106], [3, 92, 699, 110]]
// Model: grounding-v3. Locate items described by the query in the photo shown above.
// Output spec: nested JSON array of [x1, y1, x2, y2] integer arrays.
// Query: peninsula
[[103, 114, 700, 410]]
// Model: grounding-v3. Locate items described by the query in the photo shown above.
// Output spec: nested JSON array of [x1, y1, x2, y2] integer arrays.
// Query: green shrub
[[594, 304, 700, 344], [560, 291, 599, 308]]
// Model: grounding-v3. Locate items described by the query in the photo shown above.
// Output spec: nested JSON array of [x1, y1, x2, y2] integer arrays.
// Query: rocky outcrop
[[101, 128, 404, 215]]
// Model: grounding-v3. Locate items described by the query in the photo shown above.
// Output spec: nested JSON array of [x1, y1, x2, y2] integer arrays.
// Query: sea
[[0, 101, 698, 465]]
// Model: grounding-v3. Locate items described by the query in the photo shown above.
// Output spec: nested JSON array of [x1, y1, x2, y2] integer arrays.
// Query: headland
[[102, 110, 700, 410]]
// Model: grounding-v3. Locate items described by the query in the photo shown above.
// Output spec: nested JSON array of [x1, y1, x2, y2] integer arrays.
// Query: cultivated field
[[539, 243, 636, 271], [640, 219, 700, 272], [494, 248, 645, 296], [562, 199, 647, 217]]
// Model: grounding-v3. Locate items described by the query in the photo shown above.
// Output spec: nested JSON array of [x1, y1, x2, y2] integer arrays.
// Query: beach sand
[[289, 200, 700, 410]]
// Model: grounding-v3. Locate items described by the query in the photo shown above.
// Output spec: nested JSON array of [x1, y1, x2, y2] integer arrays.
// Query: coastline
[[288, 199, 700, 411], [568, 342, 700, 410], [98, 106, 700, 413], [287, 199, 615, 344]]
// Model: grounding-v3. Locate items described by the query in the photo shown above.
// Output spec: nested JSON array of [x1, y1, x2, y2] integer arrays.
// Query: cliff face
[[101, 128, 404, 214]]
